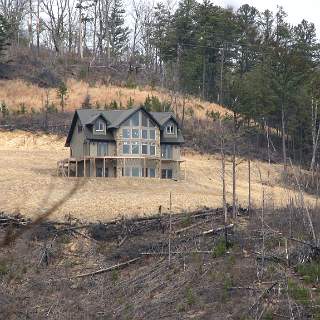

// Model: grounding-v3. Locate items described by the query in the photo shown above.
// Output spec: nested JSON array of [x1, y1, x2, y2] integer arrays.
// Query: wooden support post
[[76, 160, 78, 177], [93, 158, 96, 177], [84, 158, 86, 177], [103, 158, 106, 177], [144, 157, 146, 177], [123, 158, 126, 178], [159, 159, 162, 179], [67, 159, 70, 178]]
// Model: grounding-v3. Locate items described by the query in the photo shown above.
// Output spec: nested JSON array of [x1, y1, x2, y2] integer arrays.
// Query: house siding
[[70, 119, 85, 158]]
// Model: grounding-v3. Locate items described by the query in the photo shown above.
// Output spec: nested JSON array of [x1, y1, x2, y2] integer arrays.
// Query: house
[[57, 106, 185, 180]]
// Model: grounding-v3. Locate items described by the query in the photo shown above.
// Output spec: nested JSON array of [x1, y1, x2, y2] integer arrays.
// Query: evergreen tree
[[0, 14, 10, 57], [109, 0, 129, 62]]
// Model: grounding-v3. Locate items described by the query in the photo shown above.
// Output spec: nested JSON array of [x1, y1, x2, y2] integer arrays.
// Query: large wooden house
[[58, 106, 185, 179]]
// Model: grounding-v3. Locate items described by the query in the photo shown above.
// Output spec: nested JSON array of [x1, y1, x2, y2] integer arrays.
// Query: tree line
[[1, 0, 320, 168]]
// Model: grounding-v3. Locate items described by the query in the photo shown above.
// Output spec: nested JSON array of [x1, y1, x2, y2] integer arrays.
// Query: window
[[96, 167, 103, 177], [161, 144, 173, 159], [148, 168, 156, 178], [131, 112, 140, 126], [142, 129, 148, 139], [162, 169, 173, 179], [95, 120, 105, 132], [97, 142, 108, 156], [142, 144, 148, 155], [123, 142, 130, 154], [150, 144, 156, 156], [123, 128, 131, 139], [132, 142, 140, 154], [141, 112, 148, 127], [132, 167, 141, 177], [149, 129, 156, 140], [166, 124, 175, 134], [124, 167, 131, 177], [78, 124, 82, 133], [132, 128, 140, 138]]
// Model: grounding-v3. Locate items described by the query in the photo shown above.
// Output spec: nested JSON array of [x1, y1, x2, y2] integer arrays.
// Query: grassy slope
[[0, 130, 315, 221], [0, 79, 229, 119]]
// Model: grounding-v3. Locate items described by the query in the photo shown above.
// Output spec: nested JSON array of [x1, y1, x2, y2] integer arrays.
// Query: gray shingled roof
[[66, 107, 183, 146]]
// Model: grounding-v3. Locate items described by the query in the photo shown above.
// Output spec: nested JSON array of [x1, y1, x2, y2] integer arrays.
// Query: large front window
[[97, 142, 108, 156], [123, 128, 131, 139], [161, 144, 173, 159], [123, 142, 130, 154], [131, 142, 140, 154]]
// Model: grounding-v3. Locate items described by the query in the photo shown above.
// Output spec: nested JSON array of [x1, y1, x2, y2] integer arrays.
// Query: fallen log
[[72, 257, 141, 279], [203, 224, 234, 236]]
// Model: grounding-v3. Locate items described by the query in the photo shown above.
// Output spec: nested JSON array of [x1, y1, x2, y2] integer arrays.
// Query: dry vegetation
[[0, 79, 230, 118], [0, 130, 316, 222]]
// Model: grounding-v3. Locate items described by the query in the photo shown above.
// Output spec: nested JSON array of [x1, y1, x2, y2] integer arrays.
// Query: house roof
[[65, 107, 183, 147]]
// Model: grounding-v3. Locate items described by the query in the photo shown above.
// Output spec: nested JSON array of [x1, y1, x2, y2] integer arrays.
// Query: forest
[[1, 0, 320, 168]]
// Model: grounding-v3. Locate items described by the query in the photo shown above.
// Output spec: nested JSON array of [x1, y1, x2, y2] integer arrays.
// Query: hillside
[[0, 130, 315, 221], [0, 79, 229, 119]]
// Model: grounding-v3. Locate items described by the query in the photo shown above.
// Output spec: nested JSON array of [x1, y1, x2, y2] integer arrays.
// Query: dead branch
[[72, 257, 141, 279]]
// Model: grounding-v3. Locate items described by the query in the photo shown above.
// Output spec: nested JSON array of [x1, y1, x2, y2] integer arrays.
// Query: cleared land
[[0, 79, 229, 119], [0, 130, 315, 222]]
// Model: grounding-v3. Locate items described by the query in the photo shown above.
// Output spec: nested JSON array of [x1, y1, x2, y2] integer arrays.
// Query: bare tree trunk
[[232, 112, 237, 218], [248, 158, 251, 214], [28, 0, 33, 48], [37, 0, 40, 54], [219, 45, 225, 106], [220, 120, 228, 246], [310, 99, 320, 175], [281, 103, 287, 174]]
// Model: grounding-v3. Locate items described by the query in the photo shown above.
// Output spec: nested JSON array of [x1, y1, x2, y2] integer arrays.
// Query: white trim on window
[[95, 120, 105, 132], [166, 124, 175, 134]]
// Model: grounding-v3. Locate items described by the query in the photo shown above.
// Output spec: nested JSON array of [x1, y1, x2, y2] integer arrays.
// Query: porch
[[57, 156, 186, 180]]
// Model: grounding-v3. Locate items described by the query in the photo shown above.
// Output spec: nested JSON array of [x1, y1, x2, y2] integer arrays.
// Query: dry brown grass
[[0, 79, 229, 118], [0, 130, 316, 222]]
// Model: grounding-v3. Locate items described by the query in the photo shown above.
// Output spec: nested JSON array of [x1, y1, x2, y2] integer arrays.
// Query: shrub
[[288, 279, 311, 306], [296, 262, 320, 285], [81, 94, 92, 109], [212, 238, 228, 258], [1, 101, 9, 118], [127, 97, 134, 108], [185, 287, 196, 306], [0, 261, 9, 276]]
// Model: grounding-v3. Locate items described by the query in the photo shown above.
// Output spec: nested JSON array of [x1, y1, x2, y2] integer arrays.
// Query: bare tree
[[0, 0, 29, 42], [41, 0, 69, 53], [310, 98, 320, 174]]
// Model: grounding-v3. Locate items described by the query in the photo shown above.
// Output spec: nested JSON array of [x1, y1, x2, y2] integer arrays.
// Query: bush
[[296, 262, 320, 285], [81, 94, 92, 109], [1, 101, 9, 118], [288, 279, 310, 306], [212, 238, 228, 258], [141, 95, 172, 112]]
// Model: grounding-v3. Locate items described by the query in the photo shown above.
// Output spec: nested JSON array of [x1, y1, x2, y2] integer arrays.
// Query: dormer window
[[166, 124, 175, 134], [95, 120, 105, 132]]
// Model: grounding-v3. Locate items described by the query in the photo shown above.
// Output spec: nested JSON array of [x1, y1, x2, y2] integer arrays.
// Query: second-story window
[[161, 144, 173, 159], [95, 120, 105, 132], [142, 129, 148, 139], [132, 128, 140, 138], [166, 124, 175, 134], [149, 129, 156, 140], [123, 128, 131, 139]]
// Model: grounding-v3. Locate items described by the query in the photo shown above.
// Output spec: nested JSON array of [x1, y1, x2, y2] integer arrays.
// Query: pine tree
[[0, 14, 10, 58], [109, 0, 129, 62]]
